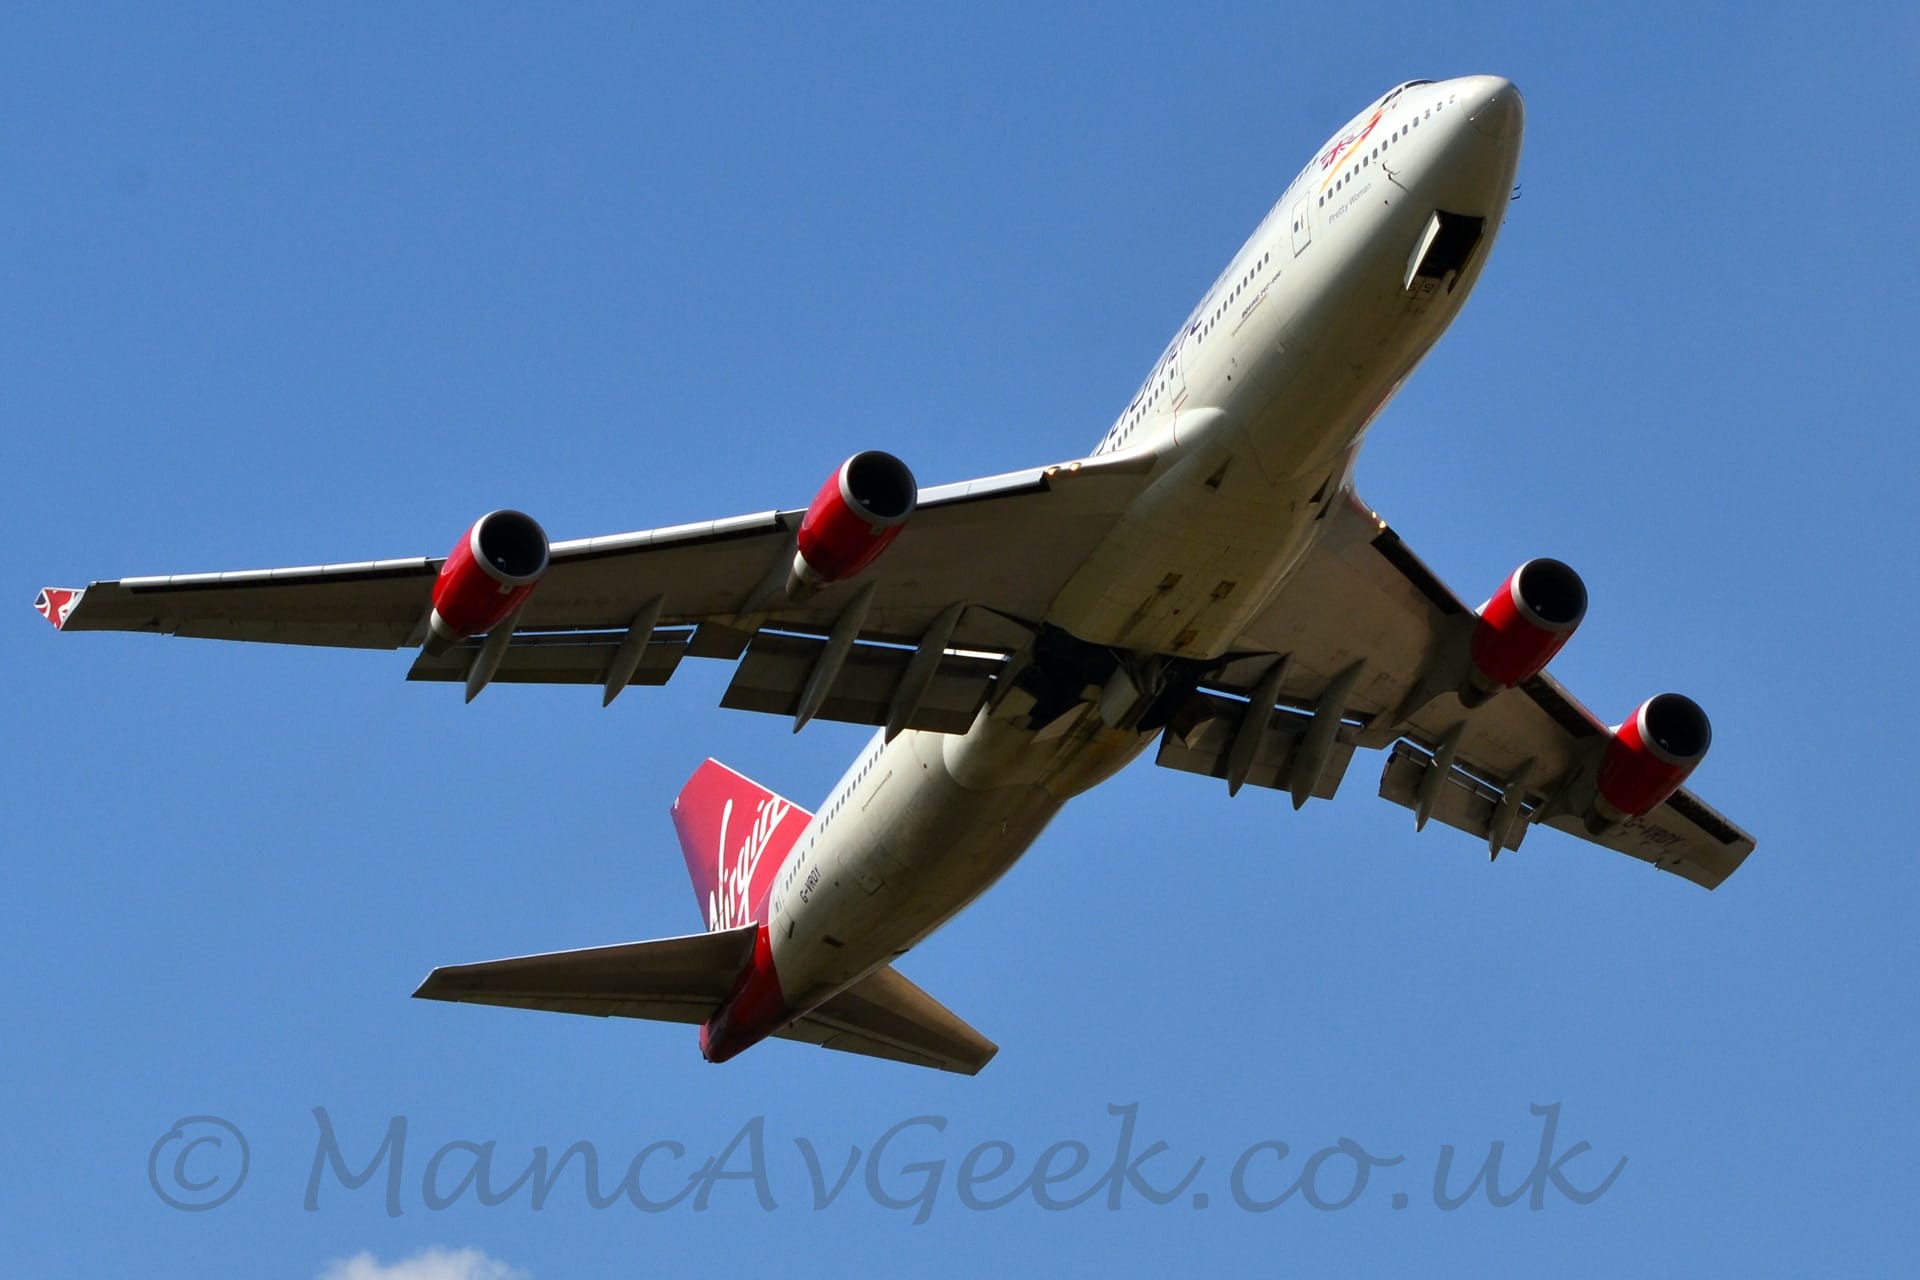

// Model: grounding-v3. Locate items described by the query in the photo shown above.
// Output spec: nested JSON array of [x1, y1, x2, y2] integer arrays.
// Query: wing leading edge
[[38, 451, 1160, 728], [40, 450, 1157, 652]]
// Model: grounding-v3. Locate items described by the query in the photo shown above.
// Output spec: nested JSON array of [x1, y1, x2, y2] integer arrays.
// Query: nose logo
[[1317, 110, 1384, 192]]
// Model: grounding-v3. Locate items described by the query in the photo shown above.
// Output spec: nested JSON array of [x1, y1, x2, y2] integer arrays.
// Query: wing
[[1155, 492, 1756, 889], [41, 448, 1158, 729]]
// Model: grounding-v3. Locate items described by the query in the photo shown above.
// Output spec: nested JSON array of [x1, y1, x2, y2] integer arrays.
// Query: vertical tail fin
[[670, 759, 813, 932]]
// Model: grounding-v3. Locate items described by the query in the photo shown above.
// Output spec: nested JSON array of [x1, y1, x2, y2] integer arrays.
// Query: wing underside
[[43, 451, 1158, 732], [46, 451, 1156, 654], [41, 450, 1752, 888], [1152, 492, 1755, 888]]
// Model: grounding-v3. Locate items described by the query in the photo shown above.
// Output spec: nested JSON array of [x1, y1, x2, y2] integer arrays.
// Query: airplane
[[35, 75, 1754, 1075]]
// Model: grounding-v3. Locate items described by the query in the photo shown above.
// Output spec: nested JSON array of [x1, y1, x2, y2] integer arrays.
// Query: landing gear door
[[1291, 198, 1311, 256]]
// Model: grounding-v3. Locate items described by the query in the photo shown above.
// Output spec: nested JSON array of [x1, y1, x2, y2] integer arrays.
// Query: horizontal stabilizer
[[414, 926, 758, 1024], [415, 930, 996, 1074], [786, 964, 998, 1075]]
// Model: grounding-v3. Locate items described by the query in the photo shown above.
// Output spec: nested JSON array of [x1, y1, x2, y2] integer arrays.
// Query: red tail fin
[[670, 759, 812, 932]]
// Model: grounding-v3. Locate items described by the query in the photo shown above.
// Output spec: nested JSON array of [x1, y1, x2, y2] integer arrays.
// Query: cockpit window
[[1380, 80, 1433, 110]]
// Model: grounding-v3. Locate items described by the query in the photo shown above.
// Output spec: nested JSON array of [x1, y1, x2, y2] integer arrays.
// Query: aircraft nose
[[1466, 76, 1524, 140]]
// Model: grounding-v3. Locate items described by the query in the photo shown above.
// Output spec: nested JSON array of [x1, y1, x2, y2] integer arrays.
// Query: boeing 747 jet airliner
[[38, 76, 1754, 1073]]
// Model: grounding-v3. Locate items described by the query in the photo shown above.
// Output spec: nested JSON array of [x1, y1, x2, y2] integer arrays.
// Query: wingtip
[[33, 587, 83, 630]]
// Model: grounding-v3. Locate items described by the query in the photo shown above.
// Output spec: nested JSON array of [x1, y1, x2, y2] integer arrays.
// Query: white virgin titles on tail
[[710, 794, 793, 930]]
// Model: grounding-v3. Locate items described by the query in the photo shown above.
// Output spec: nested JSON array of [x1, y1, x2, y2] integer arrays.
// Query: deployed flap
[[407, 628, 690, 689], [412, 926, 758, 1024], [1155, 692, 1358, 801], [1377, 740, 1530, 854], [720, 632, 1001, 734], [779, 964, 998, 1076]]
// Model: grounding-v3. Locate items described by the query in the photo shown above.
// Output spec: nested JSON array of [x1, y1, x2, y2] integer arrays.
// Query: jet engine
[[1464, 558, 1586, 704], [1593, 693, 1713, 822], [787, 451, 917, 598], [426, 509, 550, 655]]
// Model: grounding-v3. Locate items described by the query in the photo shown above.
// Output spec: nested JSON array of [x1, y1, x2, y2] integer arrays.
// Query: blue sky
[[5, 3, 1916, 1275]]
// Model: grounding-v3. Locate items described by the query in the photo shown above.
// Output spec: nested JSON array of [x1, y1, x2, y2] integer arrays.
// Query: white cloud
[[318, 1246, 529, 1280]]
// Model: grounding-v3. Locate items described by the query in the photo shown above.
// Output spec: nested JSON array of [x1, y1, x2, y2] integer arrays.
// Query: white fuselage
[[763, 77, 1524, 1013]]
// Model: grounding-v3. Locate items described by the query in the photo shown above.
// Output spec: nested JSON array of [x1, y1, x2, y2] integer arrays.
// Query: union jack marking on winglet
[[34, 588, 83, 630]]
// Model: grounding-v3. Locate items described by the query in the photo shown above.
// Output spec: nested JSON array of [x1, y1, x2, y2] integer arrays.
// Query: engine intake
[[1465, 558, 1586, 703], [426, 509, 550, 655], [788, 451, 917, 598], [1594, 693, 1712, 821]]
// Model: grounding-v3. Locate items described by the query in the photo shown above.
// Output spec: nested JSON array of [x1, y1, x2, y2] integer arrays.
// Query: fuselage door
[[1291, 197, 1312, 256]]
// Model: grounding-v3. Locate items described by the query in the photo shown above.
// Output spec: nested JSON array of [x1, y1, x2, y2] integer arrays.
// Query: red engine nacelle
[[426, 509, 550, 655], [1594, 693, 1713, 821], [1465, 558, 1587, 703], [787, 451, 917, 597]]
